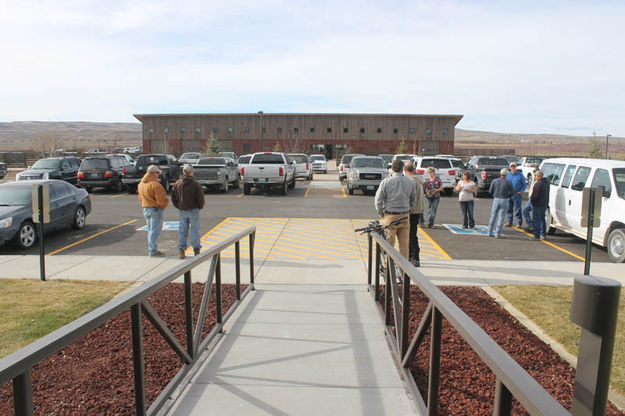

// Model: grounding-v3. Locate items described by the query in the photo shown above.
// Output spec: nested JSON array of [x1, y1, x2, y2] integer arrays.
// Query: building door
[[325, 144, 333, 160]]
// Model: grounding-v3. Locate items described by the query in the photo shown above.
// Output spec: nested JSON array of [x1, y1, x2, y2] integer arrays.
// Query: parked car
[[541, 158, 625, 263], [242, 152, 296, 195], [346, 156, 389, 195], [107, 153, 134, 165], [0, 162, 7, 179], [16, 157, 81, 184], [121, 154, 181, 194], [412, 157, 457, 196], [193, 157, 240, 192], [287, 154, 313, 180], [518, 156, 545, 186], [179, 152, 201, 165], [78, 156, 131, 192], [378, 154, 393, 169], [0, 180, 92, 249], [501, 155, 523, 165], [237, 154, 252, 181], [338, 154, 364, 181], [86, 149, 106, 155], [464, 156, 510, 196], [309, 155, 328, 173], [392, 154, 417, 163], [435, 154, 456, 159]]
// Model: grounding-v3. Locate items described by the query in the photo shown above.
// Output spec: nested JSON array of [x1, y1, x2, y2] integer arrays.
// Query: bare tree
[[33, 133, 60, 157]]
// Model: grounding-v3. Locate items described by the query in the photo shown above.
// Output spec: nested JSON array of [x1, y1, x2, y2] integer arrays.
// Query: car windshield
[[180, 153, 199, 159], [252, 154, 285, 164], [614, 168, 625, 199], [379, 155, 393, 162], [237, 156, 251, 164], [198, 158, 226, 165], [220, 152, 235, 158], [451, 160, 464, 168], [477, 157, 508, 166], [310, 155, 326, 162], [352, 158, 386, 168], [290, 155, 308, 163], [81, 159, 109, 169], [137, 155, 169, 166], [341, 155, 356, 164], [31, 159, 60, 169], [421, 159, 452, 169], [0, 187, 32, 205]]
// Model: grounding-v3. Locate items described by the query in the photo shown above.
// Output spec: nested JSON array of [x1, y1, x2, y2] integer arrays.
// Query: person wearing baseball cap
[[138, 164, 169, 256], [171, 164, 205, 259]]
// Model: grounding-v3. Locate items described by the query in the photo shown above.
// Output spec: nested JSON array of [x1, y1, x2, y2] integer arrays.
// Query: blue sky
[[1, 0, 623, 136]]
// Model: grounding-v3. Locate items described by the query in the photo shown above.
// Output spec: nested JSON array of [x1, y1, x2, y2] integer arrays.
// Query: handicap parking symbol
[[137, 221, 179, 231], [444, 224, 490, 236]]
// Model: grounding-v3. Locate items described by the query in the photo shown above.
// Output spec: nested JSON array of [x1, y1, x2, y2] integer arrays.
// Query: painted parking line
[[109, 194, 126, 199], [513, 226, 585, 261], [304, 187, 346, 198], [47, 219, 138, 256]]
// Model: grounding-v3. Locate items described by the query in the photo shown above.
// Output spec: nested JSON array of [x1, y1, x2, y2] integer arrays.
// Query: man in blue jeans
[[529, 169, 550, 240], [487, 168, 514, 238], [505, 162, 526, 227], [172, 164, 206, 259]]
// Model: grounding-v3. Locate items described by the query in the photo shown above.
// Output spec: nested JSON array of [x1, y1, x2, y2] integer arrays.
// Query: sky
[[0, 0, 623, 136]]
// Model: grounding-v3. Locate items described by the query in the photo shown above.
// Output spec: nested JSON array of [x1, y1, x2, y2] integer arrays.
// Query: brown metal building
[[133, 113, 463, 159]]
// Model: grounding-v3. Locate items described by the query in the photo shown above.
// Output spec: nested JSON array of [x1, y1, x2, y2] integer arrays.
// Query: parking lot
[[0, 170, 611, 263]]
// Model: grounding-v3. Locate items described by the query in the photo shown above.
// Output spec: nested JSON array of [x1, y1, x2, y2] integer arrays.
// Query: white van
[[540, 158, 625, 262]]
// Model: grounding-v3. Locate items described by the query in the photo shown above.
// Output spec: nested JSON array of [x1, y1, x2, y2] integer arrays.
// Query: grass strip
[[493, 285, 625, 396], [0, 279, 131, 358]]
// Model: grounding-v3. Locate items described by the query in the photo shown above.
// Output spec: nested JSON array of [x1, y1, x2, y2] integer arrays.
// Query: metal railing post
[[12, 370, 33, 416], [384, 255, 392, 326], [235, 241, 241, 299], [494, 378, 512, 416], [216, 255, 223, 329], [427, 307, 442, 416], [367, 233, 372, 286], [131, 303, 146, 416], [400, 272, 410, 358], [249, 233, 255, 288], [183, 271, 194, 357], [374, 242, 381, 301]]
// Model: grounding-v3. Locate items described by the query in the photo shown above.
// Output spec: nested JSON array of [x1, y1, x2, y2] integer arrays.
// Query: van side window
[[561, 165, 577, 188], [541, 162, 565, 186], [591, 168, 612, 198], [571, 166, 591, 191]]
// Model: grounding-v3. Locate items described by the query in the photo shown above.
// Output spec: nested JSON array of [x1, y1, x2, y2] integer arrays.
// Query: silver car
[[346, 156, 389, 195]]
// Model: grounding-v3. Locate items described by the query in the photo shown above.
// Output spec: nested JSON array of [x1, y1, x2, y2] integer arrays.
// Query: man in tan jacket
[[138, 165, 170, 257], [404, 160, 426, 267]]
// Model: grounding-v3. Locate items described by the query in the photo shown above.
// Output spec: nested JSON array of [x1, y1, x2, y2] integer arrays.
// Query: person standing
[[455, 171, 476, 229], [505, 162, 527, 227], [375, 159, 416, 259], [522, 168, 539, 231], [529, 169, 550, 241], [404, 161, 426, 266], [172, 164, 206, 259], [423, 167, 444, 228], [487, 168, 513, 238], [138, 165, 170, 257]]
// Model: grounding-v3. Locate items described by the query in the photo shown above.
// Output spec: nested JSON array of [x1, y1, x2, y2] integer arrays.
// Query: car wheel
[[13, 221, 37, 249], [72, 206, 86, 230], [288, 177, 296, 189], [114, 181, 123, 193], [222, 178, 229, 193], [243, 183, 251, 195], [128, 185, 137, 194], [545, 209, 556, 235], [607, 228, 625, 263]]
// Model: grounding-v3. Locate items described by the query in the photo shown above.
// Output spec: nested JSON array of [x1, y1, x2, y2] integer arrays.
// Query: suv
[[465, 156, 510, 196], [338, 154, 364, 181], [412, 157, 457, 195], [309, 155, 327, 174], [16, 156, 81, 184], [346, 156, 389, 195], [287, 153, 313, 180], [78, 156, 131, 192]]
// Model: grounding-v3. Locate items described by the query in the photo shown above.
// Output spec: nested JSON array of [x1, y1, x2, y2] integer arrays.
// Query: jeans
[[178, 208, 201, 250], [487, 198, 508, 236], [143, 207, 164, 255], [459, 201, 475, 228], [409, 213, 421, 262], [523, 201, 533, 227], [507, 193, 523, 226], [426, 197, 440, 227], [532, 206, 547, 238]]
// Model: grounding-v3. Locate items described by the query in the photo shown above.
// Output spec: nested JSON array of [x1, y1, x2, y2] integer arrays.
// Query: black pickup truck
[[121, 154, 181, 194], [465, 156, 510, 196]]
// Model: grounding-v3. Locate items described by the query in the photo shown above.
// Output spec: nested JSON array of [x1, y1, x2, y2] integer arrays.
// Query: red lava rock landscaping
[[0, 282, 245, 415], [379, 285, 624, 415]]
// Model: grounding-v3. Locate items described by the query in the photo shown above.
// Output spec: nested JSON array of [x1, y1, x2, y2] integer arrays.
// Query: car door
[[556, 164, 577, 227], [62, 158, 78, 183], [48, 182, 75, 229], [590, 168, 614, 244], [566, 165, 592, 232]]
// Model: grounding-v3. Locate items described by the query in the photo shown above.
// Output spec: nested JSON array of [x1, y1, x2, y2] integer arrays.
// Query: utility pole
[[606, 134, 611, 159], [258, 111, 264, 152]]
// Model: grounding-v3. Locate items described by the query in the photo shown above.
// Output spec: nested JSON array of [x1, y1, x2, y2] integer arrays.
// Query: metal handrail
[[367, 232, 571, 416], [1, 226, 256, 416]]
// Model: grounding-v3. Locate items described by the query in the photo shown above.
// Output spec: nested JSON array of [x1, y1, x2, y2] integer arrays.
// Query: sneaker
[[461, 225, 468, 229], [470, 225, 476, 229], [495, 234, 505, 239], [150, 251, 165, 257], [411, 259, 421, 267], [193, 247, 201, 256], [427, 224, 434, 229], [179, 249, 186, 259], [540, 235, 547, 240]]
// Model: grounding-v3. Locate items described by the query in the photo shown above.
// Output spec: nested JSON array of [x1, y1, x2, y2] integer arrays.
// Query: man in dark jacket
[[172, 164, 205, 258], [487, 168, 514, 238], [529, 169, 550, 241]]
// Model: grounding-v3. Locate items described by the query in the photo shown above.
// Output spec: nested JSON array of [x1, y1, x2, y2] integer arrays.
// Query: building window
[[212, 127, 218, 133], [409, 128, 415, 134], [195, 128, 201, 133], [310, 127, 315, 133], [180, 128, 186, 133], [442, 128, 448, 135], [277, 127, 282, 133], [360, 127, 365, 133], [393, 128, 399, 134], [149, 128, 154, 134], [164, 128, 169, 134], [262, 127, 266, 133], [327, 127, 332, 133], [244, 143, 251, 153], [343, 127, 349, 133], [244, 127, 250, 133], [227, 127, 233, 134], [426, 128, 432, 137], [377, 128, 382, 133], [293, 127, 299, 133]]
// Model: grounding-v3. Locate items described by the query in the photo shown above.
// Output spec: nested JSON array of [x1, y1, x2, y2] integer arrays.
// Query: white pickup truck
[[242, 152, 296, 195]]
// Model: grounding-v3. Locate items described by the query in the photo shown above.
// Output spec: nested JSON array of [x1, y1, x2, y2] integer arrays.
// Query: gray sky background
[[1, 0, 623, 136]]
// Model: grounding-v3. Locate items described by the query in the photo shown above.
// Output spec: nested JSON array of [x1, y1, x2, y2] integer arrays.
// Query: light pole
[[606, 134, 611, 159], [258, 111, 264, 152]]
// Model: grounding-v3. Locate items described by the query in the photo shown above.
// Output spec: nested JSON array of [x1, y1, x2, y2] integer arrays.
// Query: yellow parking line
[[109, 194, 125, 199], [236, 193, 244, 198], [48, 219, 137, 256], [513, 227, 585, 261], [305, 187, 311, 198], [341, 188, 347, 198], [277, 236, 362, 254], [418, 228, 452, 260]]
